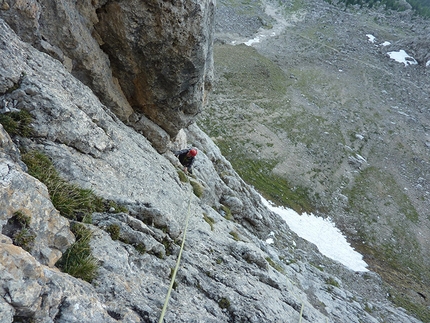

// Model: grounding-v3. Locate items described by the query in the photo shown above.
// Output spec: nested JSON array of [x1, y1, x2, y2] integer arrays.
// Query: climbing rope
[[158, 185, 193, 323], [298, 302, 304, 323]]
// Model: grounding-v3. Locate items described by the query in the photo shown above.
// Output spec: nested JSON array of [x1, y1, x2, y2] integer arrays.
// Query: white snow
[[366, 34, 376, 43], [245, 35, 266, 46], [426, 60, 430, 67], [261, 197, 369, 272], [266, 237, 275, 244], [387, 50, 418, 66], [381, 41, 391, 47]]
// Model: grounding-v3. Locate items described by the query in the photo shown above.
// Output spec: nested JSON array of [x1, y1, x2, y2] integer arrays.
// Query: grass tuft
[[229, 231, 240, 241], [177, 170, 188, 182], [266, 257, 285, 273], [218, 297, 231, 309], [0, 110, 33, 137], [190, 179, 204, 198], [56, 222, 98, 283], [203, 213, 215, 231], [3, 211, 36, 252], [106, 224, 121, 240], [21, 150, 127, 221]]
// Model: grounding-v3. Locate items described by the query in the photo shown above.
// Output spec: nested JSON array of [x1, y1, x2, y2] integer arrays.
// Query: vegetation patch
[[203, 213, 215, 231], [220, 204, 234, 220], [190, 179, 204, 198], [0, 110, 33, 137], [325, 277, 340, 288], [388, 289, 430, 323], [266, 257, 285, 274], [21, 150, 127, 221], [177, 170, 188, 182], [325, 0, 430, 17], [229, 231, 240, 241], [2, 211, 36, 252], [106, 224, 121, 241], [134, 243, 146, 255], [218, 297, 231, 309], [213, 44, 291, 99], [344, 166, 419, 223], [56, 222, 98, 283], [217, 145, 315, 214]]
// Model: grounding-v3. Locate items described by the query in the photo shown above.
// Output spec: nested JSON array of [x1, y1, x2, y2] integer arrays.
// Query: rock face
[[0, 3, 425, 323], [95, 0, 215, 137], [1, 126, 74, 268], [0, 0, 215, 144]]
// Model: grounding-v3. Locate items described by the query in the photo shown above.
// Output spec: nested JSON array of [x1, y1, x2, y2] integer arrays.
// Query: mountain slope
[[199, 0, 430, 320], [0, 1, 428, 322]]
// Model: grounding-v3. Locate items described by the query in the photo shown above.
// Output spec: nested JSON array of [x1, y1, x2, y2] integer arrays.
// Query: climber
[[174, 148, 197, 174]]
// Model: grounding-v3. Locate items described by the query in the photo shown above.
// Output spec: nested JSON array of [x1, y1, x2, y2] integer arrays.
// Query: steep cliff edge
[[0, 2, 425, 323]]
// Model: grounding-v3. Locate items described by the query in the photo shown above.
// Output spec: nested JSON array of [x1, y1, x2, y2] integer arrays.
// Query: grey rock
[[0, 2, 426, 323], [0, 125, 74, 267], [94, 0, 216, 137]]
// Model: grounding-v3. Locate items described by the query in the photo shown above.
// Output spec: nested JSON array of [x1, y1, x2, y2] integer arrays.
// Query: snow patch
[[366, 34, 376, 43], [261, 197, 368, 272], [387, 50, 418, 66]]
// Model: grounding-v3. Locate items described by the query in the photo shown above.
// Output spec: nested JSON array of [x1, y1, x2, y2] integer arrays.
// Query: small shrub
[[161, 236, 174, 256], [3, 211, 36, 252], [56, 222, 98, 283], [106, 224, 121, 240], [13, 210, 31, 227]]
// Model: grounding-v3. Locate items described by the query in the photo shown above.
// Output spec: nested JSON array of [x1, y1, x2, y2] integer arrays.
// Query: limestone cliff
[[0, 2, 424, 323], [0, 0, 214, 150]]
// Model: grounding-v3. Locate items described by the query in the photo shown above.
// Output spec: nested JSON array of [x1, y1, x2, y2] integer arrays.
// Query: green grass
[[21, 150, 127, 221], [106, 224, 121, 241], [13, 227, 36, 252], [56, 222, 98, 283], [3, 211, 36, 252], [213, 44, 291, 99], [190, 179, 204, 198], [21, 149, 130, 282], [217, 143, 315, 214], [325, 277, 340, 288], [0, 110, 33, 137], [229, 231, 240, 241], [177, 170, 188, 182], [220, 204, 234, 220], [344, 166, 428, 301], [345, 166, 419, 223], [266, 257, 285, 273], [388, 290, 430, 322], [13, 210, 31, 227], [203, 213, 215, 231]]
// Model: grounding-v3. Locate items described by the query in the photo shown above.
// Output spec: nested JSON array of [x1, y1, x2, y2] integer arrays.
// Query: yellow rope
[[298, 302, 304, 323], [158, 186, 193, 323]]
